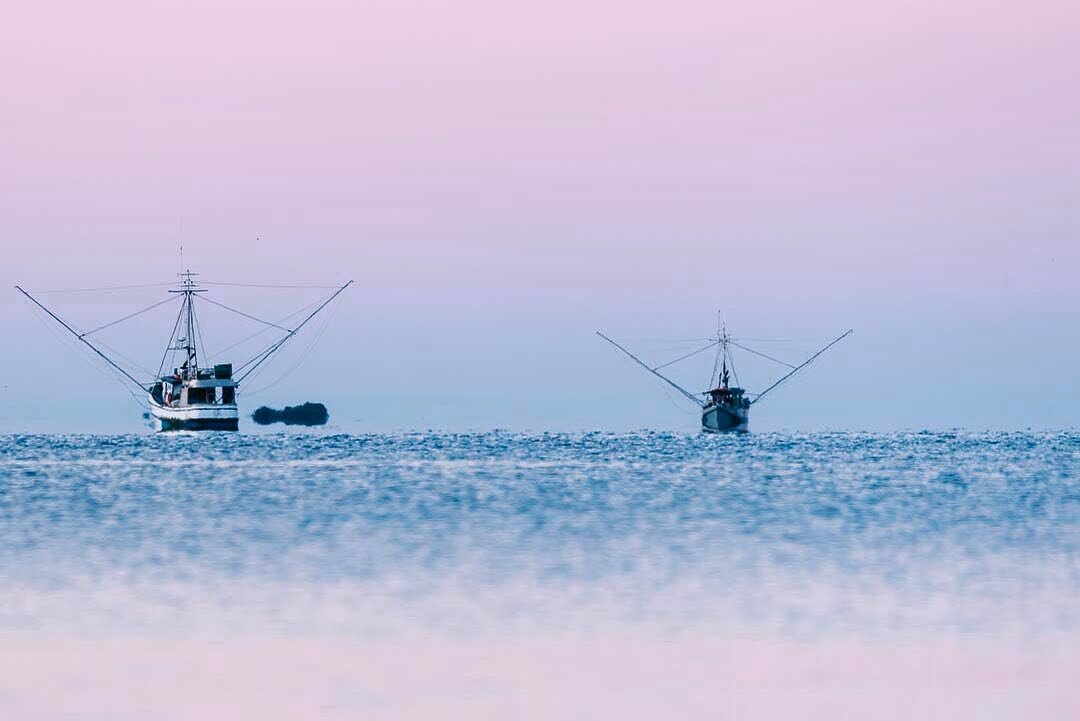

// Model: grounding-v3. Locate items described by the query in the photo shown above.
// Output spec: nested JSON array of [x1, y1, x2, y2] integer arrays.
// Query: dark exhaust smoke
[[251, 402, 329, 426]]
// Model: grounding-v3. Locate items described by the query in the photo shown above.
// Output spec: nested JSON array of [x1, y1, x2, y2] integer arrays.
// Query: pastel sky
[[2, 0, 1078, 432]]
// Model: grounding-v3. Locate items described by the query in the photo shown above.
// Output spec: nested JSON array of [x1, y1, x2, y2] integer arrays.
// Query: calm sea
[[2, 431, 1077, 638]]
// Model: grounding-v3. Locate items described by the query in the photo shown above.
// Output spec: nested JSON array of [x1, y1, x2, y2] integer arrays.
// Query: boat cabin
[[706, 386, 749, 410], [150, 363, 236, 408]]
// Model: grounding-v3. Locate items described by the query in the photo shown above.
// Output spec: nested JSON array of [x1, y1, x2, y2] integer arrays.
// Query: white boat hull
[[148, 397, 239, 431]]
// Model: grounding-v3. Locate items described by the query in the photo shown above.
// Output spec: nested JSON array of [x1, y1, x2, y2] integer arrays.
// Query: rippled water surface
[[2, 431, 1078, 637]]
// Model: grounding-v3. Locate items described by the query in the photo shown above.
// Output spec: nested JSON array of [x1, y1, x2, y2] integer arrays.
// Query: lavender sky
[[2, 0, 1078, 432]]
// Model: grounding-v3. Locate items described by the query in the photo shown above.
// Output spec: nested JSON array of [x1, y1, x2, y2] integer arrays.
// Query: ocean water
[[2, 430, 1077, 636], [2, 431, 1078, 718]]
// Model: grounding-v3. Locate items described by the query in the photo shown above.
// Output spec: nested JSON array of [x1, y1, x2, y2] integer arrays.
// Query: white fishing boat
[[17, 269, 351, 432], [597, 319, 852, 433]]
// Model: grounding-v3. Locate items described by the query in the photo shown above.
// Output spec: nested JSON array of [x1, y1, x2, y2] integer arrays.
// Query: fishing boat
[[597, 320, 852, 433], [16, 270, 352, 431]]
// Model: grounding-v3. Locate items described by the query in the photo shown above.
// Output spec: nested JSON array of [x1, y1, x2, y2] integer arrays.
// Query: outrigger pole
[[750, 329, 853, 406], [596, 331, 705, 407], [235, 280, 354, 384], [14, 285, 146, 390]]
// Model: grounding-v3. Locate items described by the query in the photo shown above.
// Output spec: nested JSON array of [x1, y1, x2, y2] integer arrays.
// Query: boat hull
[[701, 404, 749, 434], [148, 398, 239, 432]]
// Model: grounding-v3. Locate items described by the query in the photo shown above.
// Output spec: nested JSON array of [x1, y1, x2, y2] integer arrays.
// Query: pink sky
[[2, 1, 1079, 430], [4, 0, 1077, 294]]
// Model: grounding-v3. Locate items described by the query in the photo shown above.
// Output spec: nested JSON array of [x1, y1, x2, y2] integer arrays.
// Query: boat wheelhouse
[[148, 364, 239, 431]]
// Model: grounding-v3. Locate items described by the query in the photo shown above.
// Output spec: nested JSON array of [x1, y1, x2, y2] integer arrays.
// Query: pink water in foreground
[[2, 633, 1075, 719]]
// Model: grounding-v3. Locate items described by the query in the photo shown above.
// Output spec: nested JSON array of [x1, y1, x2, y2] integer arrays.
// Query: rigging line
[[243, 297, 342, 396], [196, 294, 293, 332], [728, 347, 741, 389], [595, 331, 704, 408], [711, 344, 721, 386], [241, 305, 330, 390], [205, 298, 324, 360], [235, 280, 354, 383], [33, 281, 177, 294], [191, 295, 209, 367], [727, 340, 797, 369], [200, 281, 341, 289], [234, 293, 338, 379], [79, 295, 180, 338], [26, 299, 126, 384], [751, 329, 854, 407], [90, 337, 158, 379], [625, 342, 717, 357], [157, 299, 186, 379], [234, 315, 312, 373], [60, 312, 161, 380], [235, 335, 294, 381], [657, 380, 701, 413], [653, 341, 719, 371], [16, 286, 146, 390], [122, 382, 149, 408], [35, 308, 149, 409], [609, 337, 716, 346]]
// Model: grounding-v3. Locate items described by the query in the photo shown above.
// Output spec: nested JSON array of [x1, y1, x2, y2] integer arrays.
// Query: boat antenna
[[596, 331, 705, 408], [750, 329, 854, 406], [14, 286, 147, 390]]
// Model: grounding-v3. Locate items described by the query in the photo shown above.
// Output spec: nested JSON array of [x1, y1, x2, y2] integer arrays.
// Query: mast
[[719, 320, 730, 388], [168, 269, 206, 377]]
